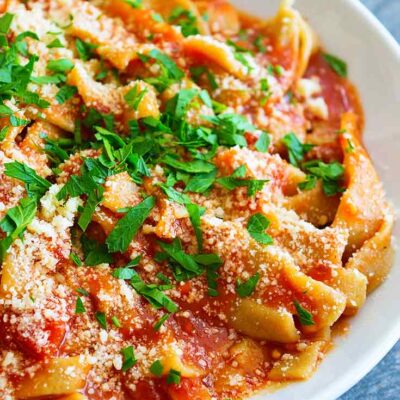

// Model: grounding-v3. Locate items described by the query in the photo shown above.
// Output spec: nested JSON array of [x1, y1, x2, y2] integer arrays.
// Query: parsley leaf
[[130, 273, 178, 313], [203, 113, 255, 147], [75, 297, 86, 314], [121, 345, 137, 372], [55, 85, 77, 104], [75, 38, 98, 61], [217, 165, 267, 197], [106, 196, 156, 253], [95, 311, 107, 329], [247, 213, 273, 245], [255, 132, 270, 153], [302, 160, 345, 196], [112, 256, 141, 280], [185, 170, 216, 193], [78, 186, 104, 231], [323, 53, 347, 78], [166, 369, 181, 385], [47, 58, 74, 73], [163, 154, 215, 174], [293, 300, 315, 326], [168, 7, 199, 37], [125, 84, 148, 111], [147, 49, 184, 81], [150, 360, 164, 376], [186, 203, 205, 251], [0, 197, 36, 262], [236, 272, 260, 298], [281, 133, 313, 167], [4, 161, 51, 198], [0, 13, 14, 35], [81, 235, 113, 266]]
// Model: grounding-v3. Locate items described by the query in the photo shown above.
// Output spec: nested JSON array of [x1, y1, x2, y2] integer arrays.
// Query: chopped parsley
[[255, 132, 271, 153], [217, 165, 267, 196], [95, 311, 107, 329], [302, 160, 345, 196], [150, 360, 164, 376], [166, 369, 181, 385], [55, 85, 77, 104], [125, 84, 148, 111], [121, 345, 137, 372], [75, 297, 86, 314], [323, 53, 347, 78], [293, 300, 315, 326], [0, 197, 37, 262], [111, 316, 122, 328], [47, 58, 74, 73], [153, 313, 171, 331], [247, 213, 273, 245], [281, 132, 313, 167], [236, 273, 260, 298], [4, 161, 51, 199], [168, 7, 199, 37], [106, 196, 156, 253]]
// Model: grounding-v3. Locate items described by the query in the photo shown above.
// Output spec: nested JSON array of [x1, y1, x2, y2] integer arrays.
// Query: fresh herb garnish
[[281, 133, 313, 167], [166, 369, 181, 385], [302, 160, 345, 196], [236, 273, 260, 298], [121, 345, 137, 372], [293, 300, 315, 326], [0, 197, 37, 261], [150, 360, 164, 376], [75, 297, 86, 314], [106, 196, 156, 253], [4, 161, 51, 198], [323, 53, 347, 78], [95, 311, 107, 329], [247, 213, 273, 245]]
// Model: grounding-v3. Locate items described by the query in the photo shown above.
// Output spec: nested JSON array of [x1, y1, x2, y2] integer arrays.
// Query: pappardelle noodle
[[0, 0, 394, 399]]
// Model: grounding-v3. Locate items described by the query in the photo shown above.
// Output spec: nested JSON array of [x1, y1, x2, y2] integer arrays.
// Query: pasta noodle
[[0, 0, 393, 399]]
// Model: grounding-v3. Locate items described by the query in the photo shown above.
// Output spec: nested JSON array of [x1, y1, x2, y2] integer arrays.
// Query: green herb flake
[[106, 196, 156, 253], [166, 369, 181, 385], [0, 198, 37, 262], [0, 13, 14, 35], [47, 58, 74, 73], [70, 252, 82, 267], [4, 161, 51, 199], [75, 297, 86, 314], [293, 300, 315, 326], [121, 345, 137, 372], [78, 186, 104, 231], [323, 53, 348, 78], [236, 272, 260, 298], [55, 85, 77, 104], [95, 311, 107, 329], [149, 360, 164, 376], [255, 132, 270, 153], [124, 84, 148, 111], [111, 316, 122, 328], [153, 313, 171, 331], [281, 132, 313, 167], [247, 213, 273, 245]]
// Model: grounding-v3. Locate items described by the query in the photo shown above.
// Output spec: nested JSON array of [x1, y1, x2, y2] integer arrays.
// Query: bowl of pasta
[[0, 0, 398, 400]]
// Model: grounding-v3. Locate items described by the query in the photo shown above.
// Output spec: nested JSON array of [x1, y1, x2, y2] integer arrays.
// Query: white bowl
[[230, 0, 400, 399]]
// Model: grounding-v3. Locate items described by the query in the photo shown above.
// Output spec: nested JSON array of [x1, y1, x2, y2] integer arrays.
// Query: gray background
[[339, 1, 399, 399]]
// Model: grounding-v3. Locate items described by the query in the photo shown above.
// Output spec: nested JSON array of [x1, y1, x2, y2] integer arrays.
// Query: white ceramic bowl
[[230, 0, 400, 399]]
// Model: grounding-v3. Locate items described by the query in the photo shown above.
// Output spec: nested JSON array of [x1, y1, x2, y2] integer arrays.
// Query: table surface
[[339, 1, 399, 399]]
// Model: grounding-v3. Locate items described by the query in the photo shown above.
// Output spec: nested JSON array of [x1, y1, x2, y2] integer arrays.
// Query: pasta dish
[[0, 0, 394, 399]]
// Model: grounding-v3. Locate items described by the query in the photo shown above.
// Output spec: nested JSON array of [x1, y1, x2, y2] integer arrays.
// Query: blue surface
[[339, 1, 399, 399]]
